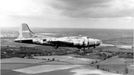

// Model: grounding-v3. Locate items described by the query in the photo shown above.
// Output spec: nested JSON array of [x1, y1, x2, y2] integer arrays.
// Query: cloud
[[0, 0, 133, 29], [0, 0, 62, 27], [1, 0, 133, 18], [0, 0, 61, 18], [52, 0, 134, 18], [0, 0, 42, 17]]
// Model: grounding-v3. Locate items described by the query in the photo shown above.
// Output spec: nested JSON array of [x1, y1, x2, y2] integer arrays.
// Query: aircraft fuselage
[[14, 23, 102, 49]]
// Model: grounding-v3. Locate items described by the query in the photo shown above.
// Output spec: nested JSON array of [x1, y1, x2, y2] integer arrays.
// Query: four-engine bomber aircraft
[[15, 23, 102, 51]]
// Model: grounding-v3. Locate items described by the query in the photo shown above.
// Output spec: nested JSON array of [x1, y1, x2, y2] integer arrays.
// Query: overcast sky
[[0, 0, 134, 29]]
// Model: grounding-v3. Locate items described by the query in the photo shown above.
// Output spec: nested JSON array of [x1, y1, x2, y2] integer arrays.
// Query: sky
[[0, 0, 134, 29]]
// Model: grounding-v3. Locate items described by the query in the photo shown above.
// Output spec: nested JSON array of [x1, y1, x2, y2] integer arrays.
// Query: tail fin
[[18, 23, 34, 38]]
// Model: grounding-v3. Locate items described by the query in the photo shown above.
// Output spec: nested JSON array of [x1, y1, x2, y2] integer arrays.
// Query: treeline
[[1, 46, 133, 59], [1, 46, 76, 58]]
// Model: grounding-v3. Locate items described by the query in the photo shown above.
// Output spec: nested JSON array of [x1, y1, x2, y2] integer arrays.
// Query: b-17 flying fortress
[[15, 23, 102, 50]]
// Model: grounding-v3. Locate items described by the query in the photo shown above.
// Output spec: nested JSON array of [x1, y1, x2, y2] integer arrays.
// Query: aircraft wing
[[47, 40, 74, 47]]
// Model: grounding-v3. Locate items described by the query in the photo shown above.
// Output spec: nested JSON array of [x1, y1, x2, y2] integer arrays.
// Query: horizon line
[[1, 27, 133, 30]]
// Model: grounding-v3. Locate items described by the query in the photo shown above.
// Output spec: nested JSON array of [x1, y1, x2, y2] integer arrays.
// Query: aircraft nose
[[95, 39, 102, 46]]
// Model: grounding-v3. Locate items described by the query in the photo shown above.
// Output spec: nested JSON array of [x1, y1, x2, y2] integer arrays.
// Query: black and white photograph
[[0, 0, 134, 75]]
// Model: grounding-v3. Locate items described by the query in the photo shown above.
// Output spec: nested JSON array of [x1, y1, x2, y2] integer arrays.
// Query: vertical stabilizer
[[18, 23, 34, 38]]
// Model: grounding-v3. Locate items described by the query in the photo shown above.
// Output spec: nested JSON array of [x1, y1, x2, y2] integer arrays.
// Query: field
[[1, 28, 133, 75]]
